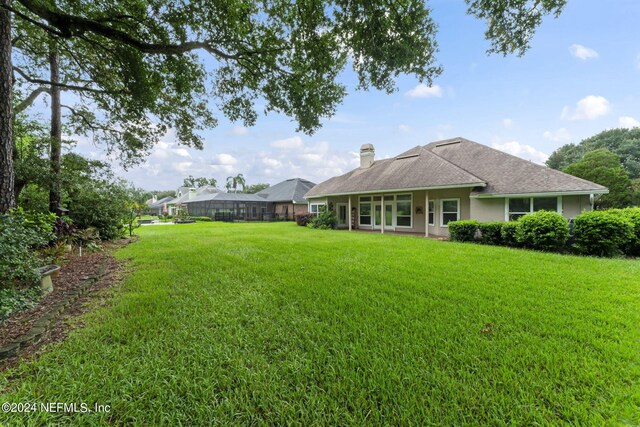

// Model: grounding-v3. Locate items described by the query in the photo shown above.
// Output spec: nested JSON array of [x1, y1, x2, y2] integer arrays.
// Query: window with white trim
[[507, 196, 560, 221], [359, 196, 372, 225], [396, 194, 412, 227], [310, 203, 326, 215], [428, 200, 435, 226], [440, 199, 459, 226]]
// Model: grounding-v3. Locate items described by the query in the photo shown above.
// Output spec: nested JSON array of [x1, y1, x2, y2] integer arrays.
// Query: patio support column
[[425, 191, 429, 238], [348, 196, 352, 231], [381, 194, 385, 234]]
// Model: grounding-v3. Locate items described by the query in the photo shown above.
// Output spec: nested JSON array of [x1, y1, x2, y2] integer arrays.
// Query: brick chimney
[[360, 144, 375, 168]]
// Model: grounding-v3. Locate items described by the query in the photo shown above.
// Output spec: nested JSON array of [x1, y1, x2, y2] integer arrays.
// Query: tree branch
[[13, 66, 108, 93], [12, 0, 248, 60], [3, 3, 64, 37], [15, 86, 50, 113]]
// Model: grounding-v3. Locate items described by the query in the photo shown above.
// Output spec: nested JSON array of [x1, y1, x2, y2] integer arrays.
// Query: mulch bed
[[0, 238, 134, 371]]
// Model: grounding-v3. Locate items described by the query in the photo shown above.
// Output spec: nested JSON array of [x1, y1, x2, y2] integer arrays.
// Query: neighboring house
[[182, 178, 316, 221], [255, 178, 316, 220], [304, 137, 608, 237], [146, 196, 175, 216], [166, 185, 221, 215]]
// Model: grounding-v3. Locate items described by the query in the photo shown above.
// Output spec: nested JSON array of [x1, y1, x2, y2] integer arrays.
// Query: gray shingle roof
[[424, 138, 608, 196], [147, 196, 174, 208], [182, 192, 268, 203], [305, 145, 486, 198], [255, 178, 316, 203], [305, 137, 608, 198]]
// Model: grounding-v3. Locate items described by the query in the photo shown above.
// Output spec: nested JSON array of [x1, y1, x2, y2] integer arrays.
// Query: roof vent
[[396, 154, 419, 160], [434, 139, 462, 148]]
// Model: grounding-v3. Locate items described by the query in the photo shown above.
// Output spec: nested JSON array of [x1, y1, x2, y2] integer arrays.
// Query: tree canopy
[[1, 0, 569, 212], [563, 149, 633, 209], [547, 128, 640, 179], [183, 176, 217, 188]]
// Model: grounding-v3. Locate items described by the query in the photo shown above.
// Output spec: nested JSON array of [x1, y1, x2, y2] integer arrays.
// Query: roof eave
[[305, 182, 486, 199], [471, 189, 609, 198]]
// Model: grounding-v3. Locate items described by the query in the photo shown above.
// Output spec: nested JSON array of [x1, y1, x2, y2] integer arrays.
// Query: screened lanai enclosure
[[183, 193, 275, 221]]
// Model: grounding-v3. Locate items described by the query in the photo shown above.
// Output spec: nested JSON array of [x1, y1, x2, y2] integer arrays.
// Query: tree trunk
[[49, 47, 62, 214], [0, 0, 15, 213]]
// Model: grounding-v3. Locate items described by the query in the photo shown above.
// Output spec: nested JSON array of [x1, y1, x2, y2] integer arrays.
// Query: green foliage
[[466, 0, 567, 56], [547, 128, 640, 179], [501, 222, 520, 247], [515, 211, 569, 252], [243, 183, 271, 194], [0, 286, 42, 324], [608, 208, 640, 256], [191, 216, 213, 222], [0, 208, 55, 286], [563, 149, 633, 208], [448, 220, 479, 242], [478, 222, 505, 245], [183, 176, 217, 188], [572, 211, 634, 257], [307, 210, 336, 230], [68, 180, 137, 240]]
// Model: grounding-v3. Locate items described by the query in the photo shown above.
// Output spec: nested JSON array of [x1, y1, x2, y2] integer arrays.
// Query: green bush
[[295, 213, 314, 226], [572, 210, 634, 257], [308, 210, 337, 230], [478, 222, 505, 245], [0, 208, 55, 286], [448, 220, 479, 242], [608, 207, 640, 256], [515, 211, 569, 252], [501, 222, 520, 247], [0, 286, 42, 323], [191, 216, 213, 222], [68, 180, 135, 240]]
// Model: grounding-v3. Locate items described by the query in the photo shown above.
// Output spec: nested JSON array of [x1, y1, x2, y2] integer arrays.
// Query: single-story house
[[146, 196, 175, 216], [180, 178, 316, 221], [255, 178, 316, 220], [304, 137, 608, 237]]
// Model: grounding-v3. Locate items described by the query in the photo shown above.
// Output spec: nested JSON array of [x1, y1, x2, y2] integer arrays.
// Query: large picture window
[[359, 196, 372, 225], [396, 194, 412, 227], [310, 203, 326, 215], [440, 199, 459, 226], [507, 196, 560, 221]]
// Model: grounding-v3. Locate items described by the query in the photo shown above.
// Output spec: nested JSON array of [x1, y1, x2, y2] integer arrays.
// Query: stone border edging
[[0, 263, 108, 361]]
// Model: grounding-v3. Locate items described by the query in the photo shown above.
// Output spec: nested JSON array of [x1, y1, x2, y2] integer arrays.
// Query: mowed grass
[[1, 222, 639, 425]]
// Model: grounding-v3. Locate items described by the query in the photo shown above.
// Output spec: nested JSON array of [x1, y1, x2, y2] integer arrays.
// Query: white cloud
[[271, 136, 304, 149], [211, 153, 237, 166], [398, 124, 412, 133], [561, 95, 610, 120], [503, 118, 513, 128], [569, 44, 599, 60], [543, 128, 571, 142], [173, 161, 193, 173], [492, 141, 549, 164], [618, 116, 640, 128], [228, 126, 249, 136], [406, 83, 443, 98]]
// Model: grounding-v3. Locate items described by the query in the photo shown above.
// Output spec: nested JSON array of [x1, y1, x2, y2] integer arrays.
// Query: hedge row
[[448, 208, 640, 257]]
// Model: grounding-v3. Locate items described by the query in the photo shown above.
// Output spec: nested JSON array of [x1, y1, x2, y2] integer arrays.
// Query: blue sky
[[71, 0, 640, 190]]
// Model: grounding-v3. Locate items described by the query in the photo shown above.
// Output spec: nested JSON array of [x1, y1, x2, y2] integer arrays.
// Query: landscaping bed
[[0, 239, 130, 370]]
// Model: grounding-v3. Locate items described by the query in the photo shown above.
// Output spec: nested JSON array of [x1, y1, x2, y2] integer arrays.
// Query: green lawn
[[1, 222, 639, 425]]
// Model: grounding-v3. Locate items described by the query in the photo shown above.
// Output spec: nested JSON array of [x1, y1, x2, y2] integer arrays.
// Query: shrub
[[608, 208, 640, 256], [0, 286, 42, 323], [295, 213, 314, 226], [192, 216, 213, 222], [448, 220, 479, 242], [0, 208, 55, 286], [308, 210, 336, 230], [515, 211, 569, 252], [478, 222, 505, 245], [68, 180, 135, 240], [572, 210, 634, 257], [501, 222, 520, 247]]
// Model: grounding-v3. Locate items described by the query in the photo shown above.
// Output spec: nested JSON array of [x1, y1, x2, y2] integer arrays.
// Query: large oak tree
[[0, 0, 568, 212]]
